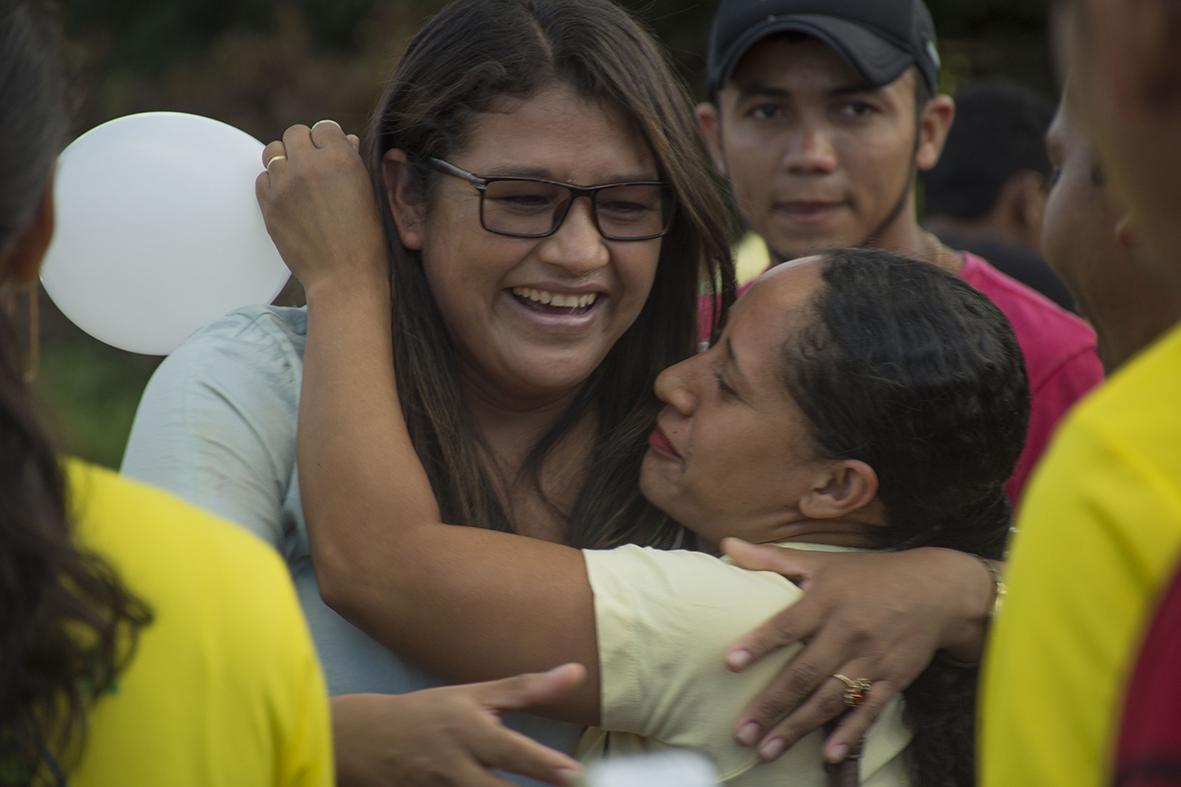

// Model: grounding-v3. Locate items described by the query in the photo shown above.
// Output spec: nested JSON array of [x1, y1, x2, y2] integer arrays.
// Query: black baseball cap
[[706, 0, 941, 97]]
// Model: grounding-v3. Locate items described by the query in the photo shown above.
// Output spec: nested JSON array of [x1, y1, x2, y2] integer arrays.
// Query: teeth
[[511, 287, 599, 309]]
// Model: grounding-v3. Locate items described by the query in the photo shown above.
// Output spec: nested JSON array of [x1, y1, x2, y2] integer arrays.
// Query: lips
[[647, 424, 681, 460], [773, 201, 846, 224]]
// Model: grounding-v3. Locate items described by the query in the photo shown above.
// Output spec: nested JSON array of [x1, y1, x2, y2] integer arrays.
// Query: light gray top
[[121, 305, 583, 781]]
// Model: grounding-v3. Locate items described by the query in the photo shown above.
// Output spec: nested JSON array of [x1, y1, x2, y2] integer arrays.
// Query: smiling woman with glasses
[[122, 0, 733, 782], [428, 157, 675, 241]]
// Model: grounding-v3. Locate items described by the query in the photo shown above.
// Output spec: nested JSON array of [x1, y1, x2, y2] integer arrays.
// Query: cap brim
[[715, 14, 913, 93]]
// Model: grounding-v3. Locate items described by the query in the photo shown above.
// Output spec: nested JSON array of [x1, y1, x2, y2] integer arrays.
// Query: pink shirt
[[698, 252, 1103, 504]]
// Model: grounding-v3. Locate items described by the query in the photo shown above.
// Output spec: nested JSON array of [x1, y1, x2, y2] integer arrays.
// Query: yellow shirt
[[63, 462, 333, 786], [580, 544, 912, 786], [981, 323, 1181, 787], [734, 232, 773, 285]]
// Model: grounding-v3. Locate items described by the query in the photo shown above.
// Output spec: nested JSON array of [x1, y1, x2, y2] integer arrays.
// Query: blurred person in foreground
[[922, 81, 1077, 313], [687, 0, 1102, 764], [980, 0, 1181, 783], [0, 2, 582, 785], [0, 1, 332, 782]]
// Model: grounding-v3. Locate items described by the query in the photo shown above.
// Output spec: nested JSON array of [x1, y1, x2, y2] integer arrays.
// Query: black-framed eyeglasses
[[428, 157, 675, 242]]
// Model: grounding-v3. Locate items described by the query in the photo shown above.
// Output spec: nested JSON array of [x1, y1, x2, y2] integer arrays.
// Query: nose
[[781, 122, 837, 176], [654, 356, 698, 416], [536, 197, 610, 278]]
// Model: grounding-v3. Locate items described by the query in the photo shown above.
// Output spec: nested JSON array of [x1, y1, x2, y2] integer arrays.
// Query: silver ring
[[265, 154, 287, 170], [311, 119, 342, 132]]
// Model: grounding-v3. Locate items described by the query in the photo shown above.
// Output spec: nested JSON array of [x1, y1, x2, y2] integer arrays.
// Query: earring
[[2, 283, 39, 383]]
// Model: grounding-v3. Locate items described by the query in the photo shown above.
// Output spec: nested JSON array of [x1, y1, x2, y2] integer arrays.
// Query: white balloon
[[40, 111, 290, 355]]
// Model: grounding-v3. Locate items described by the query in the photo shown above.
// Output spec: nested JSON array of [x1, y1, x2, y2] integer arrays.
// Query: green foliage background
[[38, 0, 1054, 468]]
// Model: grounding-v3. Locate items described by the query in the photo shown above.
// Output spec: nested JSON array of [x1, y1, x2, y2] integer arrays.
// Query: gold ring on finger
[[831, 673, 872, 708], [265, 154, 287, 170]]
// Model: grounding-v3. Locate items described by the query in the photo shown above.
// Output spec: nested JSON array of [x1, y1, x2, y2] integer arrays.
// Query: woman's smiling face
[[393, 84, 664, 404]]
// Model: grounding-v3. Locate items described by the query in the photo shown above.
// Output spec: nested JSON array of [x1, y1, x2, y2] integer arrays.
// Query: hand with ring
[[720, 539, 997, 763], [255, 119, 384, 299]]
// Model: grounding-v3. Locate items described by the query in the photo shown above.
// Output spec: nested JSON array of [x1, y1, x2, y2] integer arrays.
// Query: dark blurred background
[[39, 0, 1055, 467]]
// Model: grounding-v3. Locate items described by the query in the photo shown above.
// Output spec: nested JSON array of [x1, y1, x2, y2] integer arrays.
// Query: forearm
[[297, 276, 600, 711], [298, 274, 442, 609]]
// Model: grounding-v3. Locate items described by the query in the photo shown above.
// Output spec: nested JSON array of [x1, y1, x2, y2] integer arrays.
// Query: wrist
[[304, 270, 390, 310], [923, 547, 996, 663]]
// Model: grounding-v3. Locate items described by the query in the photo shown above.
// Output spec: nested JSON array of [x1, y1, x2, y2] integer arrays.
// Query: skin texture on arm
[[256, 122, 601, 725]]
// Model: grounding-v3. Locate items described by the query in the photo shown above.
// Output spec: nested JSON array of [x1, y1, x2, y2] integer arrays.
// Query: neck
[[762, 520, 880, 549], [456, 359, 596, 543], [459, 366, 583, 466], [699, 503, 887, 553]]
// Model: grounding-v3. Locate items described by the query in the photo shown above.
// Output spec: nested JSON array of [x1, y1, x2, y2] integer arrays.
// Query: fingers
[[726, 590, 823, 671], [477, 664, 587, 711], [282, 123, 315, 159], [721, 539, 816, 583], [310, 118, 346, 148], [746, 670, 868, 762], [448, 761, 519, 787], [822, 679, 897, 763], [466, 722, 581, 785], [262, 121, 354, 173], [732, 621, 843, 745]]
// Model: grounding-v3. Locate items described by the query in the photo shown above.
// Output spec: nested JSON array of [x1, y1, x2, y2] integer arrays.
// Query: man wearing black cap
[[697, 0, 1103, 770], [695, 0, 1100, 505]]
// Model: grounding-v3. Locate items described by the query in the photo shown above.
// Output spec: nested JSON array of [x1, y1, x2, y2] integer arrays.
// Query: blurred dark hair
[[922, 81, 1054, 221], [0, 1, 151, 782], [782, 248, 1030, 787], [363, 0, 735, 548]]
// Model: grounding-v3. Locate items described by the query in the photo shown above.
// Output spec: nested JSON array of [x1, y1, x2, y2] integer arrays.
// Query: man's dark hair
[[922, 81, 1054, 220], [781, 248, 1030, 787]]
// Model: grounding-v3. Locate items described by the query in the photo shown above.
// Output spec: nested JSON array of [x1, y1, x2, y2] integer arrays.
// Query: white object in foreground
[[580, 750, 720, 787], [41, 111, 290, 355]]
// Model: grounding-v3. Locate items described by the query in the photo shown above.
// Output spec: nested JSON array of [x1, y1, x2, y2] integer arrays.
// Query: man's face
[[697, 36, 948, 262], [1042, 94, 1181, 369], [1042, 103, 1127, 367], [1063, 0, 1181, 276]]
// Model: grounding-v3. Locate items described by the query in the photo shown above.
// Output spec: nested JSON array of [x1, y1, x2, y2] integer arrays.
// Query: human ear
[[1115, 213, 1138, 250], [999, 171, 1049, 250], [798, 460, 879, 519], [381, 149, 427, 251], [0, 175, 55, 287], [694, 101, 728, 176], [915, 94, 956, 172]]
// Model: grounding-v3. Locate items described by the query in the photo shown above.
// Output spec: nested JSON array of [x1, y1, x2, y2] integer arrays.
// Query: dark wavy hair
[[0, 1, 151, 783], [363, 0, 735, 549], [781, 249, 1030, 787]]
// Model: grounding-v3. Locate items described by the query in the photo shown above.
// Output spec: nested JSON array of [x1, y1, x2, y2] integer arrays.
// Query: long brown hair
[[363, 0, 735, 548], [0, 1, 151, 782]]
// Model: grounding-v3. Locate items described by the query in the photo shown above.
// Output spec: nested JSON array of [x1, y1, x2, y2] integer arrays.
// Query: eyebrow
[[732, 79, 883, 103], [479, 165, 660, 184]]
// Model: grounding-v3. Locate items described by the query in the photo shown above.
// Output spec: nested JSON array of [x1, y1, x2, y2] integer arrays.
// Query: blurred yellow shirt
[[63, 461, 333, 786], [579, 544, 912, 785], [734, 232, 773, 285], [981, 323, 1181, 787]]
